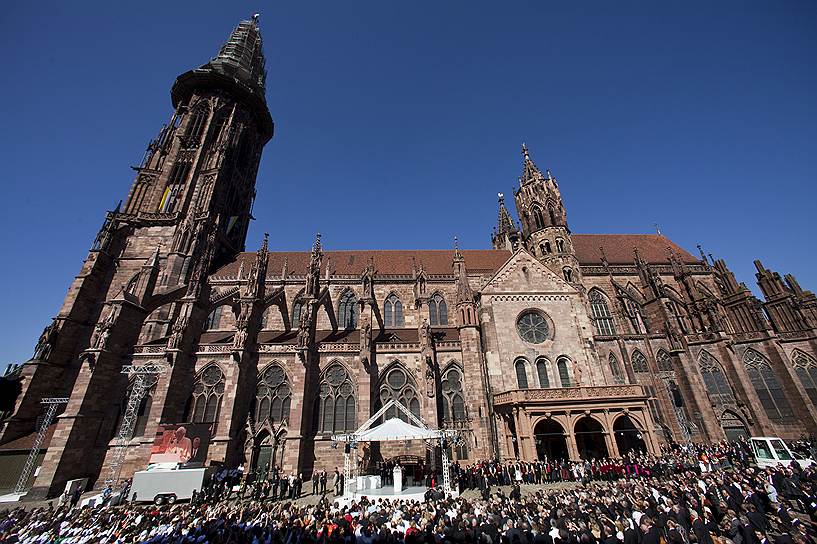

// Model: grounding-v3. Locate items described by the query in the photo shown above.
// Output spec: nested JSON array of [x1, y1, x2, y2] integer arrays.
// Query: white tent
[[355, 417, 441, 442]]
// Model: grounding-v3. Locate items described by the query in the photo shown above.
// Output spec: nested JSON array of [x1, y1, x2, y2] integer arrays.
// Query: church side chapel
[[2, 16, 817, 499]]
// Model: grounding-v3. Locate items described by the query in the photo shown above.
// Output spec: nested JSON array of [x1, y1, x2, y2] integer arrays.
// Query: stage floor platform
[[344, 485, 427, 504]]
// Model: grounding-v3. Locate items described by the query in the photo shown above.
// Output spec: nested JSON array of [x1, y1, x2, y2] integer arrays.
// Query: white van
[[750, 437, 814, 469]]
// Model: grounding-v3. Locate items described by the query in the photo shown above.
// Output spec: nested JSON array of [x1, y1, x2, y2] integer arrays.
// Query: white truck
[[750, 437, 815, 469], [130, 467, 208, 505]]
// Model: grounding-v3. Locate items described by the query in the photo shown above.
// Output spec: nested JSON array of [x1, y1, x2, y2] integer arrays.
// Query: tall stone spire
[[491, 193, 520, 251]]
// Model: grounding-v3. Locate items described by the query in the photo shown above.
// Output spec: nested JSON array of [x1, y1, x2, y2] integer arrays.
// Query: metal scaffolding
[[105, 364, 165, 486], [14, 397, 69, 494]]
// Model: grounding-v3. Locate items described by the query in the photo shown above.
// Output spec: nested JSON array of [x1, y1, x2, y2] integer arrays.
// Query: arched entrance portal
[[574, 417, 609, 459], [533, 419, 568, 461], [720, 411, 749, 442], [252, 432, 273, 479], [613, 415, 647, 456]]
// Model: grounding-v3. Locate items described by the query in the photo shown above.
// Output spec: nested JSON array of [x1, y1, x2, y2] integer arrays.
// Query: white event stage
[[332, 399, 459, 503]]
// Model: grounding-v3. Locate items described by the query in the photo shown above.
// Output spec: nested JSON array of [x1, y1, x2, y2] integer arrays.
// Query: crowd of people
[[0, 438, 814, 543]]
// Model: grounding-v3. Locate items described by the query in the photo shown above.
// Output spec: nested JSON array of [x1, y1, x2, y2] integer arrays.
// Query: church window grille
[[379, 366, 421, 423], [563, 267, 573, 283], [557, 357, 572, 387], [338, 291, 358, 329], [533, 208, 545, 230], [441, 366, 466, 422], [189, 365, 225, 432], [515, 359, 529, 389], [555, 238, 565, 253], [657, 350, 673, 372], [384, 294, 404, 327], [589, 290, 616, 336], [158, 162, 192, 213], [609, 353, 625, 384], [631, 350, 649, 374], [204, 306, 222, 330], [316, 364, 356, 433], [744, 350, 793, 423], [184, 106, 208, 145], [698, 351, 736, 406], [516, 311, 550, 344], [793, 351, 817, 405], [429, 294, 448, 326], [254, 364, 291, 426], [536, 358, 550, 388]]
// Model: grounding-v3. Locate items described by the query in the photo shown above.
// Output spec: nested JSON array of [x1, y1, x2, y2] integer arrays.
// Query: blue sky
[[1, 1, 815, 366]]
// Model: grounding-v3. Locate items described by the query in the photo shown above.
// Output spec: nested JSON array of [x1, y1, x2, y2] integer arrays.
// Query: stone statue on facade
[[167, 316, 187, 349], [572, 359, 583, 386]]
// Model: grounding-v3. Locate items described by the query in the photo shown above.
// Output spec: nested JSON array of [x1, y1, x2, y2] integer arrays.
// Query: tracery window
[[516, 311, 549, 344], [189, 365, 225, 430], [429, 294, 448, 326], [204, 306, 222, 330], [698, 350, 736, 406], [589, 290, 616, 336], [384, 294, 404, 327], [441, 366, 466, 422], [184, 106, 208, 145], [338, 291, 358, 329], [631, 350, 649, 374], [380, 366, 421, 423], [609, 353, 625, 384], [793, 351, 817, 405], [316, 364, 356, 433], [536, 358, 550, 388], [532, 207, 545, 229], [291, 300, 304, 327], [515, 359, 529, 389], [656, 350, 673, 372], [744, 350, 794, 423], [254, 364, 291, 426], [557, 357, 572, 387]]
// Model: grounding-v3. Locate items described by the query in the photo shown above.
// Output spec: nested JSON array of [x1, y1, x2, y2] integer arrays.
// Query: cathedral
[[2, 17, 817, 499]]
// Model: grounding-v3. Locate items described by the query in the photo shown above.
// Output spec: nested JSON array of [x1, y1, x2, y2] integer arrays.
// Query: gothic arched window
[[441, 366, 466, 422], [536, 358, 550, 388], [624, 298, 648, 334], [379, 366, 421, 423], [532, 207, 545, 229], [515, 359, 529, 389], [429, 294, 448, 326], [631, 350, 649, 373], [793, 351, 817, 405], [609, 353, 624, 384], [292, 299, 304, 327], [189, 364, 225, 431], [204, 306, 222, 330], [698, 350, 736, 406], [316, 364, 356, 433], [384, 294, 404, 327], [744, 350, 794, 423], [254, 363, 291, 426], [656, 350, 673, 372], [589, 289, 616, 336], [184, 105, 208, 145], [557, 357, 572, 387], [338, 291, 358, 329]]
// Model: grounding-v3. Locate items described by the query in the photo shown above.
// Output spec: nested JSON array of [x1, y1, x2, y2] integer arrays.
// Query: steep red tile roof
[[212, 234, 698, 278], [572, 234, 699, 265]]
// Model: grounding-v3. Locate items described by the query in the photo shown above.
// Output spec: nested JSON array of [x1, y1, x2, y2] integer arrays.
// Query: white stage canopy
[[355, 417, 441, 442]]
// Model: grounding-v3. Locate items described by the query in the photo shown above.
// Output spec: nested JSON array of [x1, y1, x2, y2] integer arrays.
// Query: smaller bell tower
[[513, 144, 581, 284]]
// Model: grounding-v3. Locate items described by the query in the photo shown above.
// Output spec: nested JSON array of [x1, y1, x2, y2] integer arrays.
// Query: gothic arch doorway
[[252, 432, 273, 480], [720, 411, 749, 442], [574, 417, 609, 459], [613, 415, 647, 456], [534, 419, 568, 461]]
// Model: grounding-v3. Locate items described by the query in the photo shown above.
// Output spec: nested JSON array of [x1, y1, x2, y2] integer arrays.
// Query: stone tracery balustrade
[[493, 384, 645, 406]]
